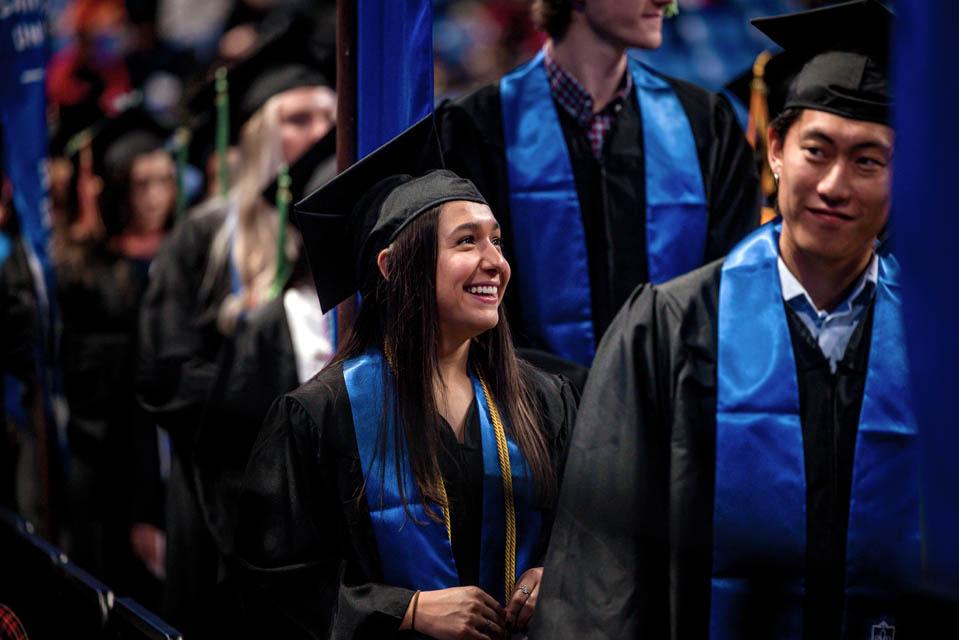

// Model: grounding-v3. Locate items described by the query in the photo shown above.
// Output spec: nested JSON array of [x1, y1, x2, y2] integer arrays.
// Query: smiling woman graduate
[[234, 118, 577, 640]]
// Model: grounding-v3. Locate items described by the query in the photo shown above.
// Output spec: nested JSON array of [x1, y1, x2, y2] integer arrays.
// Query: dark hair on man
[[770, 107, 804, 142], [531, 0, 574, 40], [330, 205, 557, 522]]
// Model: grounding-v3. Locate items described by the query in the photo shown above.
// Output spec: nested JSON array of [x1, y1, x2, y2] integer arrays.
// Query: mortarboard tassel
[[268, 163, 292, 300], [664, 1, 679, 18], [746, 50, 778, 223], [215, 67, 231, 198], [173, 126, 191, 221]]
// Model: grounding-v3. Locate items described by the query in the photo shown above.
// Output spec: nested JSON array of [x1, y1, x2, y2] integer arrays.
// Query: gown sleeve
[[235, 388, 416, 640], [135, 215, 223, 442], [235, 394, 341, 638], [530, 284, 673, 640]]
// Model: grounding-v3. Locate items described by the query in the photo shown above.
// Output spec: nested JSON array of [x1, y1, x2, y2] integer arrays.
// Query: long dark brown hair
[[330, 206, 556, 520]]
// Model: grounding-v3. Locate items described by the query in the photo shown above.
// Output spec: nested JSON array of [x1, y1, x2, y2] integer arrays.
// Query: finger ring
[[518, 584, 531, 597]]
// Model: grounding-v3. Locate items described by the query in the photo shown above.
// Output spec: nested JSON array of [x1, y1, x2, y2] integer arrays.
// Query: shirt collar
[[542, 44, 632, 128], [778, 252, 878, 317]]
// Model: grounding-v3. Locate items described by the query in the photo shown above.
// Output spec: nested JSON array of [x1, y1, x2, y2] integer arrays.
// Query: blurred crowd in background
[[1, 0, 846, 630]]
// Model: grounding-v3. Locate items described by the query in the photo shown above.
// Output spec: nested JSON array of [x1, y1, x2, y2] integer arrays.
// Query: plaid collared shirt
[[543, 46, 633, 159]]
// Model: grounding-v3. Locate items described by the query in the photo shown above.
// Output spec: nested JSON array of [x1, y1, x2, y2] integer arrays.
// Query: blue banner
[[356, 0, 434, 157], [1, 0, 54, 322], [894, 0, 959, 595], [0, 3, 66, 462]]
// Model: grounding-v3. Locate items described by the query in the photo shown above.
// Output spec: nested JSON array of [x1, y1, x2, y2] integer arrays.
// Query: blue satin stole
[[499, 50, 707, 366], [342, 350, 542, 604], [711, 223, 920, 638]]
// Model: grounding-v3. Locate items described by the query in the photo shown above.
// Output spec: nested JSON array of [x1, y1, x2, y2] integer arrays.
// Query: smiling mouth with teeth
[[466, 285, 498, 297]]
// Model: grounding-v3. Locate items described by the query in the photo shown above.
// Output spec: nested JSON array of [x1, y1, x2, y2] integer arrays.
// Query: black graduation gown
[[235, 360, 578, 639], [136, 201, 232, 633], [139, 201, 315, 634], [436, 73, 760, 370], [56, 242, 165, 605], [195, 295, 299, 561], [532, 259, 883, 640]]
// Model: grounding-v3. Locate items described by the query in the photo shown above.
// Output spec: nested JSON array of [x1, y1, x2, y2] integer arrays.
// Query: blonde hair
[[203, 94, 304, 334]]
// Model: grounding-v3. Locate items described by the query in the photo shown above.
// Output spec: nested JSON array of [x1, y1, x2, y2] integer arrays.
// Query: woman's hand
[[401, 586, 506, 639], [129, 523, 166, 579], [505, 567, 543, 633]]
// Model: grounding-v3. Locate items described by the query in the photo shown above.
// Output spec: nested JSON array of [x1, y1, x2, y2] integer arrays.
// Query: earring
[[773, 172, 780, 184]]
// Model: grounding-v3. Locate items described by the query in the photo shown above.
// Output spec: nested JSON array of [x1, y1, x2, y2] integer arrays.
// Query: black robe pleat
[[235, 360, 578, 639]]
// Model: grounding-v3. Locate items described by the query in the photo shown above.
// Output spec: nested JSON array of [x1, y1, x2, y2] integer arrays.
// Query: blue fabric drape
[[894, 0, 959, 595], [356, 0, 434, 157]]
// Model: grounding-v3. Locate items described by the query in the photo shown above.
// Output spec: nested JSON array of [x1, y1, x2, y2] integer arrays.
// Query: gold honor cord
[[477, 374, 518, 600], [437, 471, 453, 542]]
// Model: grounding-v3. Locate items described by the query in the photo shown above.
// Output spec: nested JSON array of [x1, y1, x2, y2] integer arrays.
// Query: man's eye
[[457, 235, 475, 245], [857, 156, 885, 168], [491, 236, 502, 247]]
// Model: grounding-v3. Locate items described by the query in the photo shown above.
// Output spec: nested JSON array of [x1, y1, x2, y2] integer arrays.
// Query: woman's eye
[[457, 235, 475, 245], [803, 146, 824, 158], [283, 111, 315, 128]]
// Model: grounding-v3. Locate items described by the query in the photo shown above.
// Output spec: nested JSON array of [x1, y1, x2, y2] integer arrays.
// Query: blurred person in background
[[135, 13, 335, 635], [0, 150, 41, 517], [193, 126, 338, 595], [438, 0, 760, 385], [47, 0, 132, 145], [54, 105, 175, 611]]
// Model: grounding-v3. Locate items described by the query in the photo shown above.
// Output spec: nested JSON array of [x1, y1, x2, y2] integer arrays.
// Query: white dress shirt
[[778, 254, 878, 373]]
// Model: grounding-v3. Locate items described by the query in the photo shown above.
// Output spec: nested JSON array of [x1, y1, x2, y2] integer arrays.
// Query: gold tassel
[[746, 50, 779, 223]]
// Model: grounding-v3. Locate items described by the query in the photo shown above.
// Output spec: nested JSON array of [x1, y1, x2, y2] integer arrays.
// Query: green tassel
[[174, 127, 190, 221], [664, 1, 679, 18], [215, 67, 230, 198], [268, 163, 292, 300]]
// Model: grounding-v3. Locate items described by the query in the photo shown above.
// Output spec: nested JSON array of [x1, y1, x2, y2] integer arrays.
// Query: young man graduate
[[533, 2, 917, 639], [438, 0, 760, 374]]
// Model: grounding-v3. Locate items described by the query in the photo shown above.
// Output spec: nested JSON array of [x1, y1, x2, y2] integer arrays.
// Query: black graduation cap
[[261, 126, 337, 207], [63, 97, 173, 181], [183, 11, 334, 165], [751, 0, 893, 124], [295, 114, 488, 312]]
